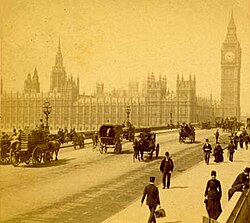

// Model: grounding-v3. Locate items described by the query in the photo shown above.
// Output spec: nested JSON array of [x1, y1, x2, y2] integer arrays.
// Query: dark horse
[[133, 137, 155, 162], [48, 135, 61, 161], [133, 138, 143, 161]]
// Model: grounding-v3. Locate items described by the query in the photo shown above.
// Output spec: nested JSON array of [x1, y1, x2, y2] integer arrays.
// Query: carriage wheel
[[1, 157, 10, 164], [43, 152, 51, 163], [10, 151, 20, 167], [32, 147, 43, 165], [0, 144, 10, 164]]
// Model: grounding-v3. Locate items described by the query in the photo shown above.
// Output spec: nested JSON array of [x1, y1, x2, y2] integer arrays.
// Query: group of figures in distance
[[179, 123, 196, 143]]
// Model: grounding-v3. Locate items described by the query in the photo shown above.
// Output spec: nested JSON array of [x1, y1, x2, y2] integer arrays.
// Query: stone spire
[[227, 10, 236, 34], [55, 39, 63, 67]]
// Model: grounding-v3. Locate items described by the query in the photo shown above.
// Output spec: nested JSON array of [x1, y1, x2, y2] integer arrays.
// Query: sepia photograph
[[0, 0, 250, 222]]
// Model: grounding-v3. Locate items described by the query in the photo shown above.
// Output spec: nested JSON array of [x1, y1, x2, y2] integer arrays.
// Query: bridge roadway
[[0, 129, 231, 223]]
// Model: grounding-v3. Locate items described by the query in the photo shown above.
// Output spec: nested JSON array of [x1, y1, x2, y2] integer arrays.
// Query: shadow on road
[[23, 158, 75, 168], [169, 186, 188, 189]]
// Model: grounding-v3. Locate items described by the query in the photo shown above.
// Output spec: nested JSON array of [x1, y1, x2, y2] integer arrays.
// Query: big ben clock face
[[225, 51, 235, 62]]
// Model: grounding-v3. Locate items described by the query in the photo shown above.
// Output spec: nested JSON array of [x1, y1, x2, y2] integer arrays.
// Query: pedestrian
[[203, 139, 212, 165], [71, 129, 78, 149], [239, 133, 244, 149], [227, 140, 236, 162], [213, 142, 223, 163], [92, 132, 98, 149], [141, 176, 161, 223], [244, 133, 249, 150], [214, 129, 220, 143], [233, 133, 239, 149], [155, 143, 160, 157], [228, 167, 250, 200], [204, 170, 222, 220], [160, 151, 174, 189]]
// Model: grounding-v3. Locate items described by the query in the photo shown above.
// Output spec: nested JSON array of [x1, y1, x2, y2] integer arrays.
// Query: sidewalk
[[102, 147, 250, 223]]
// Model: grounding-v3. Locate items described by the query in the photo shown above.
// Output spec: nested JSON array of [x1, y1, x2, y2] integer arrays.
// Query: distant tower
[[50, 40, 67, 92], [176, 74, 196, 123], [24, 69, 40, 93], [221, 11, 241, 120], [32, 68, 40, 93], [146, 73, 167, 125], [24, 73, 32, 93]]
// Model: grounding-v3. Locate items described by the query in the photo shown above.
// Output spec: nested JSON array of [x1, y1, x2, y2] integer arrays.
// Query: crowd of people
[[202, 128, 250, 165], [141, 126, 250, 222]]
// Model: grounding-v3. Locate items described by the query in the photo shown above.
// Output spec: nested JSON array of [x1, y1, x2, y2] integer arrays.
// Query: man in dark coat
[[214, 129, 220, 143], [243, 133, 249, 150], [141, 176, 161, 223], [160, 152, 174, 189], [203, 139, 212, 165], [227, 140, 236, 162], [228, 167, 250, 200], [233, 133, 239, 149]]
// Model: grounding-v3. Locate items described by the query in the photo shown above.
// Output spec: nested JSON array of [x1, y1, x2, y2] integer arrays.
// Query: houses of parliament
[[0, 13, 241, 131]]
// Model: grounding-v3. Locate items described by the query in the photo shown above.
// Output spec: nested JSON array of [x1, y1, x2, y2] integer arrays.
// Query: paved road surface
[[0, 129, 230, 222]]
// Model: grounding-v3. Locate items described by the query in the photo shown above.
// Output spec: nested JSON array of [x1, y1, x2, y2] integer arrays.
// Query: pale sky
[[1, 0, 250, 113]]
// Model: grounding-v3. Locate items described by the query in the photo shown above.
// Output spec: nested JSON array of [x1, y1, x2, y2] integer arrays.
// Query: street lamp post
[[42, 100, 52, 131], [126, 105, 131, 126]]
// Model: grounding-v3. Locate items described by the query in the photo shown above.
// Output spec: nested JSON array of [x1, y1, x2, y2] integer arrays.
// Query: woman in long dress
[[204, 170, 222, 220]]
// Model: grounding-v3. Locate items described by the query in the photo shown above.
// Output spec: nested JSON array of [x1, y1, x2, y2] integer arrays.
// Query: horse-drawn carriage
[[10, 128, 60, 167], [179, 125, 195, 143], [133, 128, 157, 160], [99, 124, 123, 154]]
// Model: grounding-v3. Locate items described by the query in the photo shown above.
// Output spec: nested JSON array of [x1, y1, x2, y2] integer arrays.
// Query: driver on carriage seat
[[9, 129, 22, 151]]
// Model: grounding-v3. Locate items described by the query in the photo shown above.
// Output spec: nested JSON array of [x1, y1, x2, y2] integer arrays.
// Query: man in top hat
[[160, 151, 174, 189], [228, 167, 250, 200], [141, 176, 161, 223], [203, 139, 212, 165]]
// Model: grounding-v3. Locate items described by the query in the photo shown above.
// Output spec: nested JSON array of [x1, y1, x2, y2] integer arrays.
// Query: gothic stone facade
[[1, 43, 217, 131]]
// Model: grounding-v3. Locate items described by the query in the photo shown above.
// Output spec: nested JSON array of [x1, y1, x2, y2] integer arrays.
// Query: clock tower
[[221, 11, 241, 120]]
